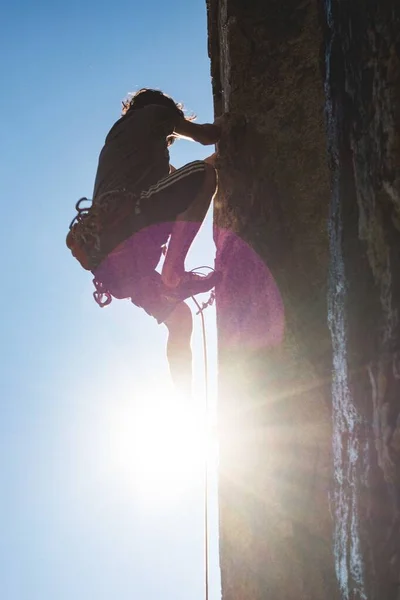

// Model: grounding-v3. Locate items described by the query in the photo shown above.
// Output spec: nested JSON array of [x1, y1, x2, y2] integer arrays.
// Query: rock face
[[207, 1, 338, 598], [207, 0, 400, 598], [325, 2, 400, 599]]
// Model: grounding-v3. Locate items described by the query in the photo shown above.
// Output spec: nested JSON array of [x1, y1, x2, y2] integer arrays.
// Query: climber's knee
[[164, 302, 193, 344], [202, 162, 218, 199]]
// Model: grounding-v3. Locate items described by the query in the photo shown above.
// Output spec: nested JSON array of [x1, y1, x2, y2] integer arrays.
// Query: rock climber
[[66, 88, 222, 396]]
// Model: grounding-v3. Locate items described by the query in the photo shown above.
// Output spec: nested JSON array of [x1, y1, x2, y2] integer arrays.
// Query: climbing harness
[[66, 190, 141, 272], [66, 190, 143, 308], [66, 197, 102, 270], [66, 165, 156, 271]]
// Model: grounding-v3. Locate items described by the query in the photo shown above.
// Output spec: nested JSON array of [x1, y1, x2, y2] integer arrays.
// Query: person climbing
[[66, 88, 222, 396]]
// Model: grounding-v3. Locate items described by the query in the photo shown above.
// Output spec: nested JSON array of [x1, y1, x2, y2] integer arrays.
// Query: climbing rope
[[192, 293, 210, 600], [191, 271, 216, 600]]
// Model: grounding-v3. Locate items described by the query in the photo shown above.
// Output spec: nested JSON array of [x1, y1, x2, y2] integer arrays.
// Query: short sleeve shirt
[[92, 104, 179, 203]]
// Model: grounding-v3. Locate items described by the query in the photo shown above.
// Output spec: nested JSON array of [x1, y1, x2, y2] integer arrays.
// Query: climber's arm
[[174, 118, 221, 146]]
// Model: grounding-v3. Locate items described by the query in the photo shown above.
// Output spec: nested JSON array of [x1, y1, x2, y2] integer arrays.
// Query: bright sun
[[109, 388, 217, 509]]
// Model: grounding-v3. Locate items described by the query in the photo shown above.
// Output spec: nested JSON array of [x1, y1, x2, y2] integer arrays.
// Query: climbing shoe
[[161, 271, 221, 303]]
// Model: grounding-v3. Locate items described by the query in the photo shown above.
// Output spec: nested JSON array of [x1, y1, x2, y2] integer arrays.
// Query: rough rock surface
[[207, 1, 338, 598], [325, 1, 400, 598], [207, 0, 400, 599]]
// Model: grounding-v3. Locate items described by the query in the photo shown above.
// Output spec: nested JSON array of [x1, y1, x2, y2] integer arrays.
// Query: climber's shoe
[[162, 270, 221, 303]]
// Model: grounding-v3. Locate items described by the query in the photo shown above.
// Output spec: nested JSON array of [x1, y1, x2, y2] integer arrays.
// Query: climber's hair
[[121, 88, 195, 145], [122, 88, 186, 118]]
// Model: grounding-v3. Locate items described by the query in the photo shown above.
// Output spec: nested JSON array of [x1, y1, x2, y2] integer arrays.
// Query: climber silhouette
[[67, 88, 222, 395]]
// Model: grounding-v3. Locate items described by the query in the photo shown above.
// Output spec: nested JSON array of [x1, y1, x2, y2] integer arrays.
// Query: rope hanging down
[[191, 274, 215, 600]]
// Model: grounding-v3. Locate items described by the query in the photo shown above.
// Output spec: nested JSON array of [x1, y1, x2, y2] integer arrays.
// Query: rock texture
[[208, 0, 400, 599], [324, 1, 400, 598], [207, 1, 339, 598]]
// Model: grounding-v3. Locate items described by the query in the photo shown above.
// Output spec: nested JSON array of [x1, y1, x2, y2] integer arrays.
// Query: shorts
[[130, 270, 180, 325], [92, 160, 208, 323]]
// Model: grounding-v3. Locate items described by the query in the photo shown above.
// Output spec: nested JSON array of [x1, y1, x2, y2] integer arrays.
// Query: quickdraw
[[195, 289, 215, 315], [92, 278, 112, 307]]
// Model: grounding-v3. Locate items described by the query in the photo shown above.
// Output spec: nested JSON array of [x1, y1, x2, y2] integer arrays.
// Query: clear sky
[[0, 1, 220, 599]]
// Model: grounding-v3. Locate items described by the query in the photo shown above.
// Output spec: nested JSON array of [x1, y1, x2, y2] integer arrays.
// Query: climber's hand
[[199, 123, 221, 145], [213, 113, 229, 129]]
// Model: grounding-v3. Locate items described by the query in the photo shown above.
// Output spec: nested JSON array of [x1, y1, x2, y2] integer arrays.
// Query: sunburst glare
[[107, 385, 218, 511]]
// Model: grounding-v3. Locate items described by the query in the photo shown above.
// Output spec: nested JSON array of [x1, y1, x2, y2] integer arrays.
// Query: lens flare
[[109, 389, 217, 510]]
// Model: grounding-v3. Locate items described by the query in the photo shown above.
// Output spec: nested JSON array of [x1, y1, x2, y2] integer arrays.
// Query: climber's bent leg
[[93, 173, 220, 315], [69, 161, 217, 277], [161, 162, 217, 288], [138, 160, 211, 224]]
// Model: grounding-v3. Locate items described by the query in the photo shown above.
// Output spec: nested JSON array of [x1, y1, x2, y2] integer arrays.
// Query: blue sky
[[0, 2, 220, 599]]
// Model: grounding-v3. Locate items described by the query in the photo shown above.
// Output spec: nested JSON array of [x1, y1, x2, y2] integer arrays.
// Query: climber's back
[[92, 102, 180, 202]]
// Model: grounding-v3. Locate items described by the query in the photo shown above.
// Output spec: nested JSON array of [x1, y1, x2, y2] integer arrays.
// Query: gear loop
[[69, 197, 92, 230]]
